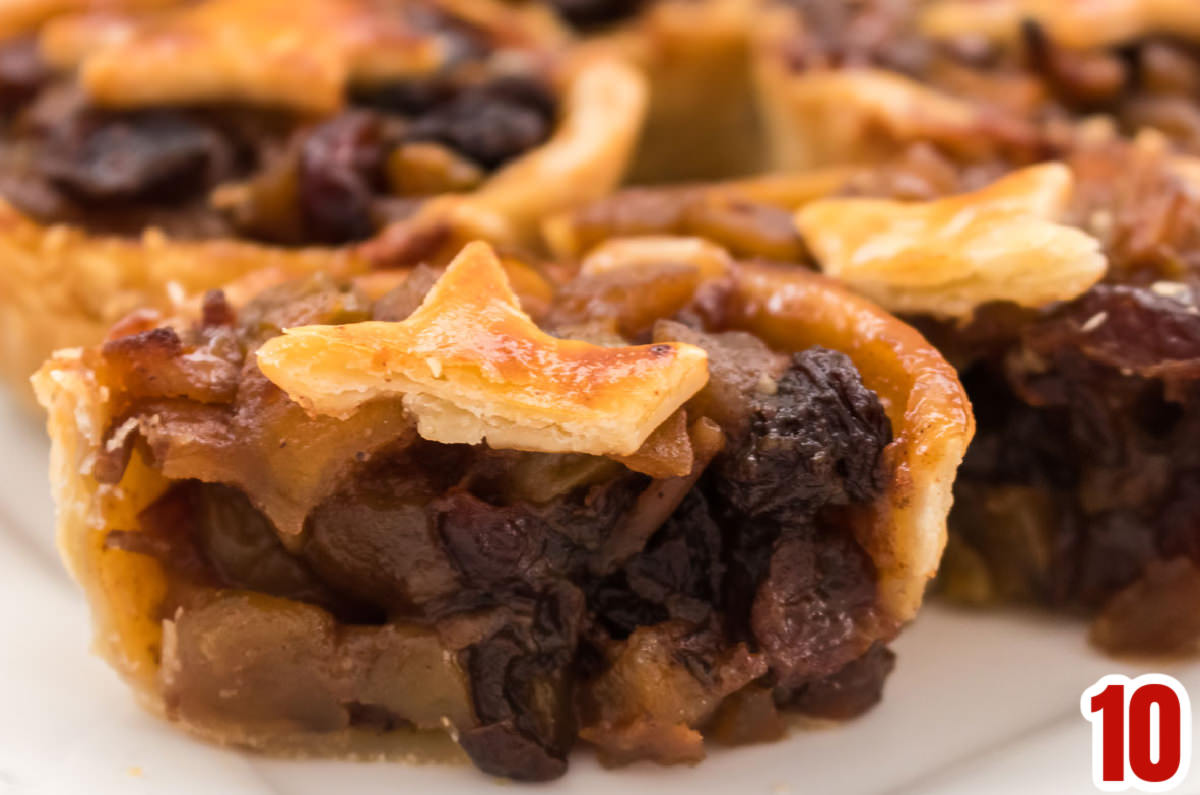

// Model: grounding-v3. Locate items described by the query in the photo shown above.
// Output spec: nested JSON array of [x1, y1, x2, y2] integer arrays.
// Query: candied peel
[[256, 241, 710, 457], [796, 163, 1108, 320]]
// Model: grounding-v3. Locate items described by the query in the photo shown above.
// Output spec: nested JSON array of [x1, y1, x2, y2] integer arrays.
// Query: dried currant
[[406, 77, 554, 170], [298, 110, 389, 243]]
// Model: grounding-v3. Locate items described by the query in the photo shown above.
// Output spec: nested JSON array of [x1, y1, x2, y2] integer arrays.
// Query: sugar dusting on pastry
[[256, 241, 710, 457], [796, 163, 1108, 320]]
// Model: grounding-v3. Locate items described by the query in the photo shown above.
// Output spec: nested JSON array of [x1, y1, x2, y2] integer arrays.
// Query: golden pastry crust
[[755, 61, 1006, 171], [464, 53, 648, 242], [0, 0, 176, 38], [728, 261, 974, 621], [0, 200, 368, 404], [32, 352, 470, 762], [257, 241, 710, 457], [795, 163, 1108, 319], [41, 0, 566, 113], [199, 49, 647, 248], [586, 0, 764, 182]]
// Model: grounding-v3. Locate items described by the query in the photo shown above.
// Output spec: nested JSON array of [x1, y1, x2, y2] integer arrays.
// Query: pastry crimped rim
[[32, 346, 470, 761], [728, 261, 975, 623], [465, 51, 648, 244], [33, 243, 972, 765]]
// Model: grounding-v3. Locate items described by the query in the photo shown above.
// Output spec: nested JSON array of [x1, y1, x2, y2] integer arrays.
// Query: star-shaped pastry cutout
[[256, 241, 710, 457], [43, 0, 553, 113], [796, 163, 1107, 320], [0, 0, 175, 39]]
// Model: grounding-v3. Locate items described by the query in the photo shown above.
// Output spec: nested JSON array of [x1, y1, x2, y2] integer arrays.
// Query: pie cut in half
[[752, 0, 1200, 171], [550, 131, 1200, 655], [791, 133, 1200, 655], [35, 238, 972, 780], [2, 0, 646, 243]]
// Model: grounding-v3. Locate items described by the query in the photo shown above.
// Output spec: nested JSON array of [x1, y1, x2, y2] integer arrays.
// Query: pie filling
[[0, 8, 557, 242], [780, 0, 1200, 157], [91, 264, 897, 780], [926, 141, 1200, 654]]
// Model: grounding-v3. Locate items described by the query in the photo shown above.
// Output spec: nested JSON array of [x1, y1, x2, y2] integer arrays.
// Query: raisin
[[783, 643, 896, 719], [750, 526, 878, 687], [546, 0, 644, 29], [0, 37, 48, 111], [1069, 510, 1160, 609], [406, 77, 554, 170], [1022, 285, 1200, 379], [716, 347, 892, 526], [437, 491, 551, 587], [298, 111, 389, 243], [590, 490, 724, 637], [458, 585, 583, 781], [349, 76, 456, 116], [945, 264, 1200, 630], [40, 111, 235, 203]]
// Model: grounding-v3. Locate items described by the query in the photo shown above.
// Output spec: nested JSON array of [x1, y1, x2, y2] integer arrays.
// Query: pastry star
[[0, 0, 175, 39], [256, 241, 710, 457], [48, 0, 451, 113], [797, 163, 1107, 320]]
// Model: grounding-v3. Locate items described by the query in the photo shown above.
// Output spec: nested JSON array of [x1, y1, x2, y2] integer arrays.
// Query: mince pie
[[0, 0, 646, 395], [34, 238, 972, 779], [754, 0, 1200, 170]]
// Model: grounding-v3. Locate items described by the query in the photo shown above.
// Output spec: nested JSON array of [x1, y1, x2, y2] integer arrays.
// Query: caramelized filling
[[94, 266, 894, 779]]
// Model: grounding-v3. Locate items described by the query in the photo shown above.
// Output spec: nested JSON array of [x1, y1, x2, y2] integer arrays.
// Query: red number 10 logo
[[1082, 674, 1192, 792]]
